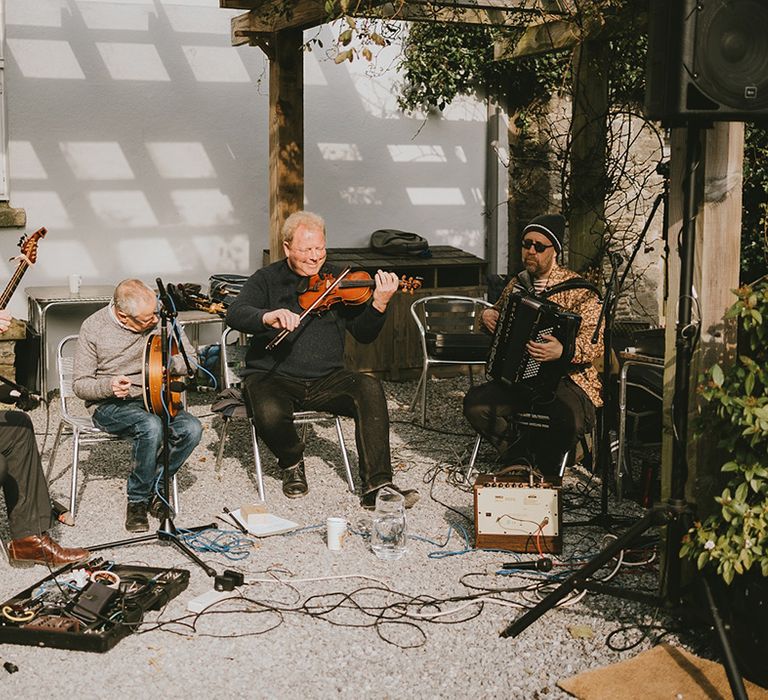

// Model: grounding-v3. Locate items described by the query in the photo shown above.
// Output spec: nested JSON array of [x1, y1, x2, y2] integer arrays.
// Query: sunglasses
[[522, 239, 554, 254]]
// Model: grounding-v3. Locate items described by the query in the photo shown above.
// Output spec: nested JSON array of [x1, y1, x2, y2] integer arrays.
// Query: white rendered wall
[[2, 1, 487, 320]]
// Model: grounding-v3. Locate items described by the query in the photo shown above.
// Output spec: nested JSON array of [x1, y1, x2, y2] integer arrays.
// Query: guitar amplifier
[[473, 474, 562, 553]]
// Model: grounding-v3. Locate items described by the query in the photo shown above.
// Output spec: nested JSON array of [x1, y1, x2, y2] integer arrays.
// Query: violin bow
[[265, 266, 353, 351]]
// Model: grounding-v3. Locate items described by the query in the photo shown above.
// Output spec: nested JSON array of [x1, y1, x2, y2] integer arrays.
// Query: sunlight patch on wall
[[80, 4, 153, 31], [147, 142, 216, 179], [317, 143, 362, 162], [96, 42, 171, 81], [469, 187, 485, 206], [171, 189, 236, 226], [406, 187, 465, 206], [387, 145, 446, 163], [116, 238, 183, 275], [11, 191, 73, 228], [6, 2, 62, 27], [165, 5, 230, 35], [182, 46, 250, 83], [7, 39, 85, 79], [339, 186, 381, 206], [9, 142, 48, 180], [88, 190, 159, 226], [454, 146, 468, 164], [434, 227, 483, 250], [60, 142, 135, 180]]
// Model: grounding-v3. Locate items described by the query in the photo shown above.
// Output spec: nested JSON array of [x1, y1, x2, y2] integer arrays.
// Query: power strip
[[186, 589, 236, 614]]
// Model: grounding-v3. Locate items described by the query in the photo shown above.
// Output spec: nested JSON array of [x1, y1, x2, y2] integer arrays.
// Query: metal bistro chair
[[410, 295, 494, 426], [215, 327, 355, 501], [47, 335, 179, 520]]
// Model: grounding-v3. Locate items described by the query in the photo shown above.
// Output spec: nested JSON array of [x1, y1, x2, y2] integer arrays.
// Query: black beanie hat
[[522, 214, 565, 254]]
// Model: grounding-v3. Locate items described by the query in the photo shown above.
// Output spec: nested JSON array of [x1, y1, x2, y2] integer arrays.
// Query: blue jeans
[[92, 400, 202, 503]]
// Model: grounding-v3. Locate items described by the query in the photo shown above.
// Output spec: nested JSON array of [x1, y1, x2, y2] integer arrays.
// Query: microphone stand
[[569, 165, 668, 529], [85, 278, 219, 580]]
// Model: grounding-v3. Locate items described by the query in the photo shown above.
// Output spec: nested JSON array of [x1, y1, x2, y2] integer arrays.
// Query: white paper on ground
[[229, 508, 299, 537]]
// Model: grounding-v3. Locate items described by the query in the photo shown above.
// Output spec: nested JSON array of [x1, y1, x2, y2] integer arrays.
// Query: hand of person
[[371, 270, 400, 312], [111, 375, 132, 399], [262, 308, 301, 331], [0, 309, 12, 334], [481, 307, 500, 333], [526, 334, 563, 362]]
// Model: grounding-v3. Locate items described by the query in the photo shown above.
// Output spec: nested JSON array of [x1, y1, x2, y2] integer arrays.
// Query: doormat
[[558, 643, 768, 700]]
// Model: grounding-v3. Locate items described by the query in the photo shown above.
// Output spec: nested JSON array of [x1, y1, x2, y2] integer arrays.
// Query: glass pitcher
[[370, 486, 407, 561]]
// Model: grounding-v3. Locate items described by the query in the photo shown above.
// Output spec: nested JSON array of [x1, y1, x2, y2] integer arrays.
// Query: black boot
[[282, 461, 308, 498]]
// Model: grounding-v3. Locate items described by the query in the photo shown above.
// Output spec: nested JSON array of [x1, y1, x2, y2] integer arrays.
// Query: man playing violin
[[227, 210, 419, 509], [73, 279, 202, 532]]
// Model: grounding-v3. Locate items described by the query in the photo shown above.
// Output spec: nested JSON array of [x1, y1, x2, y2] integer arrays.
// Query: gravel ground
[[0, 376, 701, 699]]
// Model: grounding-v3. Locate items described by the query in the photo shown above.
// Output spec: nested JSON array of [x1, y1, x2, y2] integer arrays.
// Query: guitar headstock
[[399, 275, 423, 294], [18, 227, 47, 264]]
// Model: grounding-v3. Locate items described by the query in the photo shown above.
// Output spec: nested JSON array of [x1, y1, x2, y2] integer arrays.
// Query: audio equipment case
[[474, 474, 562, 553], [0, 559, 189, 652]]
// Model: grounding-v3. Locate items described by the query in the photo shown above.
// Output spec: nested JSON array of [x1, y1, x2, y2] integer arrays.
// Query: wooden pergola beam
[[226, 0, 568, 37]]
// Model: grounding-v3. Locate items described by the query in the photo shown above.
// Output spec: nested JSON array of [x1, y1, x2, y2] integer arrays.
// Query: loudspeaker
[[644, 0, 768, 123]]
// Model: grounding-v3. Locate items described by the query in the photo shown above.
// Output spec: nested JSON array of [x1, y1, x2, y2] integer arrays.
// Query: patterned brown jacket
[[494, 263, 604, 408]]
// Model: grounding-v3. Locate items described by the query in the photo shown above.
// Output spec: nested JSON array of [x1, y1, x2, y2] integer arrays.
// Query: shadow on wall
[[3, 3, 487, 320]]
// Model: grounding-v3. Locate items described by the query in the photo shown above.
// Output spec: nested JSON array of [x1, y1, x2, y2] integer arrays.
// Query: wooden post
[[567, 39, 608, 273], [661, 122, 743, 513], [269, 29, 304, 261]]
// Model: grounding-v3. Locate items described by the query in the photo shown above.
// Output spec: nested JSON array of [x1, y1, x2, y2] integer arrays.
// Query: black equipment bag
[[370, 229, 430, 256], [209, 274, 248, 307]]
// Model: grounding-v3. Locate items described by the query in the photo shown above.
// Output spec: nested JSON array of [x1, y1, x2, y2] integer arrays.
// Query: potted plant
[[680, 276, 767, 685]]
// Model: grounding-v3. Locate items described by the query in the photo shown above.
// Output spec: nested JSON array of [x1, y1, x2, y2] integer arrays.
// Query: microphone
[[501, 558, 553, 572]]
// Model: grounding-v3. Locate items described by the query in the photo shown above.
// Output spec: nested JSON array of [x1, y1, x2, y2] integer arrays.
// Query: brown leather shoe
[[8, 534, 89, 568]]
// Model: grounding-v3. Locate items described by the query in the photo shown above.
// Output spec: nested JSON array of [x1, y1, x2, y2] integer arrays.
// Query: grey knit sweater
[[73, 304, 196, 408]]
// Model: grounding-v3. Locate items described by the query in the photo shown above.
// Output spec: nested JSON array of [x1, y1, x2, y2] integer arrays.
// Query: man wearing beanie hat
[[463, 213, 603, 477]]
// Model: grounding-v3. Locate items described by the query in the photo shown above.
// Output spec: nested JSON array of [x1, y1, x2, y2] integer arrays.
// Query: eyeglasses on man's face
[[522, 239, 554, 254]]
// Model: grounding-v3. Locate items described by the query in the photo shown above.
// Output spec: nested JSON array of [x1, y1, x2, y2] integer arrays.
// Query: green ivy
[[680, 279, 768, 584]]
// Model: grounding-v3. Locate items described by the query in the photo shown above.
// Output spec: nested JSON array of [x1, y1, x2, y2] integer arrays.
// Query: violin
[[265, 267, 422, 351], [298, 270, 422, 312]]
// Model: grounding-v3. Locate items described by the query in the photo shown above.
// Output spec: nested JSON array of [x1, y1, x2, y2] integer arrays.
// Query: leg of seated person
[[463, 381, 532, 458], [1, 410, 89, 566], [166, 410, 203, 479], [533, 379, 594, 474], [93, 400, 164, 505], [0, 410, 53, 539], [243, 373, 305, 469], [244, 373, 309, 498], [305, 369, 393, 496]]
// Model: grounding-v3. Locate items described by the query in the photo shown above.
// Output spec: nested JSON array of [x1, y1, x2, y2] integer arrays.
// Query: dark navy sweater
[[226, 260, 387, 379]]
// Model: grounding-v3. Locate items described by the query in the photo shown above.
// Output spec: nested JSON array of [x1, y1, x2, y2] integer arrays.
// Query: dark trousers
[[463, 378, 595, 474], [0, 410, 53, 539], [243, 369, 392, 495]]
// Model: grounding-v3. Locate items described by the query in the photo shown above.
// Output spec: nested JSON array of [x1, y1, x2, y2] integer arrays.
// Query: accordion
[[486, 289, 582, 399]]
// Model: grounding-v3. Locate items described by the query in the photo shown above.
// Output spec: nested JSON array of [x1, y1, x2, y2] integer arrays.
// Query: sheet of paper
[[229, 508, 299, 537]]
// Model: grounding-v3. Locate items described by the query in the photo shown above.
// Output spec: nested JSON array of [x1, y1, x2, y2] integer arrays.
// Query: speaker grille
[[693, 0, 768, 110]]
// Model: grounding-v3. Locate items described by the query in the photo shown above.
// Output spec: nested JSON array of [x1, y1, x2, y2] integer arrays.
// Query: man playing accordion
[[463, 214, 603, 479]]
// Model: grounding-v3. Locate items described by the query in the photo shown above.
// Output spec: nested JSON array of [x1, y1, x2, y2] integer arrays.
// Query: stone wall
[[0, 318, 27, 382]]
